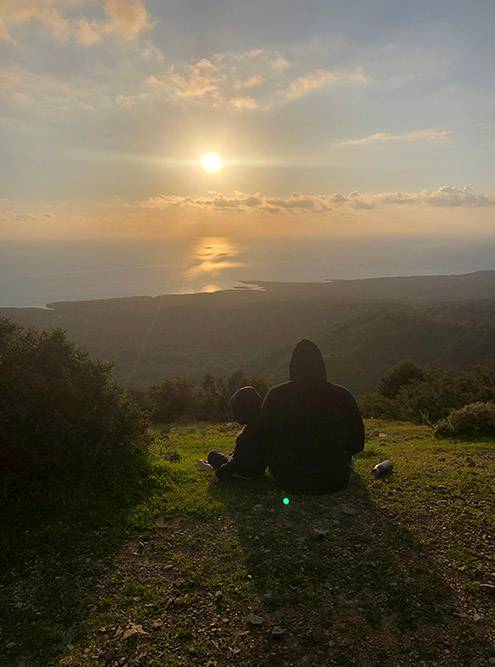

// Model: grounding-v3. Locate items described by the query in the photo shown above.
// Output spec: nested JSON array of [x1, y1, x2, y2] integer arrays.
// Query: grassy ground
[[1, 420, 494, 666]]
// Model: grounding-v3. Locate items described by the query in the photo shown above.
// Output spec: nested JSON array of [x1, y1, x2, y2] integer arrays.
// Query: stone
[[246, 613, 264, 626], [271, 626, 285, 638]]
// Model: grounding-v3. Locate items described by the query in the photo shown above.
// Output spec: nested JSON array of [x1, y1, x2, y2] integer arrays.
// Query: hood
[[289, 339, 327, 383], [230, 386, 261, 424]]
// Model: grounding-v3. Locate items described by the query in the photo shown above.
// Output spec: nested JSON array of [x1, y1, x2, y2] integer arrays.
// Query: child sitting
[[197, 386, 266, 484]]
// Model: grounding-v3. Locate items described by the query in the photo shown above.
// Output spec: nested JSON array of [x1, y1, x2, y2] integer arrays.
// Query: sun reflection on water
[[189, 237, 244, 278]]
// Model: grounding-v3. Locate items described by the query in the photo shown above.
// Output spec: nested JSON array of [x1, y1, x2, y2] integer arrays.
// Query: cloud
[[147, 57, 220, 100], [0, 199, 54, 223], [102, 0, 152, 40], [142, 191, 331, 214], [343, 186, 491, 208], [0, 65, 25, 97], [0, 0, 152, 45], [230, 96, 258, 110], [74, 17, 103, 46], [285, 68, 365, 100], [144, 50, 366, 111], [141, 186, 493, 213], [13, 212, 53, 222], [0, 0, 71, 42], [75, 0, 153, 45], [285, 69, 337, 100], [0, 63, 101, 115], [336, 128, 451, 148], [422, 185, 491, 207]]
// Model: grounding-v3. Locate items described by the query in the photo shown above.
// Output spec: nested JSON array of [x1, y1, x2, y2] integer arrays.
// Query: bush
[[434, 402, 495, 439], [132, 371, 268, 424], [359, 392, 400, 420], [0, 318, 148, 481], [362, 362, 495, 423], [378, 361, 425, 398], [149, 378, 194, 422]]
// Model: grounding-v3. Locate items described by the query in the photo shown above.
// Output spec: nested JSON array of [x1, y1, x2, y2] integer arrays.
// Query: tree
[[378, 361, 425, 398], [0, 318, 148, 480], [149, 378, 193, 423]]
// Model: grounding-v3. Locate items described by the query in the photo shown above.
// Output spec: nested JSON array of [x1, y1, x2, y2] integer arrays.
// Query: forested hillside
[[3, 271, 495, 392]]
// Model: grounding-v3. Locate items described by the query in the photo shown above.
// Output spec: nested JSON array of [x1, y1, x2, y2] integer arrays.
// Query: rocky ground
[[2, 421, 494, 666]]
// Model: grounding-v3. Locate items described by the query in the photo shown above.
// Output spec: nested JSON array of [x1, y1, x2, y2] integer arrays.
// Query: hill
[[1, 420, 494, 666], [3, 271, 495, 391]]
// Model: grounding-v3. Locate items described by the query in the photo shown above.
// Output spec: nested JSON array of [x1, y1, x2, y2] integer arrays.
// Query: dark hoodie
[[215, 386, 267, 481], [262, 340, 364, 494]]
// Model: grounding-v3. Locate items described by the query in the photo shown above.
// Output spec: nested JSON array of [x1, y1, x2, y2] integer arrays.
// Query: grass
[[1, 420, 494, 666]]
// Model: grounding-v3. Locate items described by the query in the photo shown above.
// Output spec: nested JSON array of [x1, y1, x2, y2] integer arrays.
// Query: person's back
[[199, 386, 266, 482], [262, 339, 364, 494]]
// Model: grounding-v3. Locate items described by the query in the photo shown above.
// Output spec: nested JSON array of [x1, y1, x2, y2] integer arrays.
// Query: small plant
[[418, 409, 431, 425], [434, 401, 495, 439]]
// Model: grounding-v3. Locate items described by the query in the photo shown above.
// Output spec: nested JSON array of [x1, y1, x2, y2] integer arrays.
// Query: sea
[[2, 235, 495, 308]]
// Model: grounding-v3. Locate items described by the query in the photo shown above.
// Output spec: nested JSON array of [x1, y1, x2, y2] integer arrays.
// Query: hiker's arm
[[260, 388, 278, 457], [346, 394, 365, 455]]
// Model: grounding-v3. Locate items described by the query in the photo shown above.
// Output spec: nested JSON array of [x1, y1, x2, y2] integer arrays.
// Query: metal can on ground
[[371, 460, 394, 478]]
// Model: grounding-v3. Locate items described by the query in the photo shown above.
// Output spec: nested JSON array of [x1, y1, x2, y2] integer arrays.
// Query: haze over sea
[[3, 236, 495, 308]]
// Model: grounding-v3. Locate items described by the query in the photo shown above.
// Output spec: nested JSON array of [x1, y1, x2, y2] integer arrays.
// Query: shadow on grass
[[212, 471, 491, 665], [0, 450, 155, 667]]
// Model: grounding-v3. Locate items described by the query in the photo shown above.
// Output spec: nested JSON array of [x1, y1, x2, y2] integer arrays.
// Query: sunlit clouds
[[286, 69, 366, 100], [0, 0, 152, 45], [3, 194, 495, 251], [1, 0, 495, 256], [336, 129, 452, 148], [141, 186, 493, 214], [144, 50, 366, 111]]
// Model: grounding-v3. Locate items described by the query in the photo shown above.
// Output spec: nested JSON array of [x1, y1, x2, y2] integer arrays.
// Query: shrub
[[192, 371, 267, 421], [132, 371, 268, 424], [378, 361, 425, 398], [149, 378, 194, 422], [195, 373, 230, 421], [0, 318, 148, 482], [434, 401, 495, 439], [359, 392, 400, 420], [363, 362, 495, 423]]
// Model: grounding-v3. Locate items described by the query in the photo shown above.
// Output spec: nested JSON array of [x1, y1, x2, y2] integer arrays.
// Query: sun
[[201, 152, 223, 173]]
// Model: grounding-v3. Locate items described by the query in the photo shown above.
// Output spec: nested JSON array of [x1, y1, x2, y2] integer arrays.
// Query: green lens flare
[[283, 497, 290, 505]]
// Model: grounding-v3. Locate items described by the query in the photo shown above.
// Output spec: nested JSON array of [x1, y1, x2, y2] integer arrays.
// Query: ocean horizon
[[2, 236, 495, 308]]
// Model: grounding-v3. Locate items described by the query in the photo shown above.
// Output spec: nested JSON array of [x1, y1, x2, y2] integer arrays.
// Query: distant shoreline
[[2, 269, 495, 311]]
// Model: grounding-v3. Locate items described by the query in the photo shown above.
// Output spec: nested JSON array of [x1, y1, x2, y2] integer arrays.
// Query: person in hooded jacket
[[197, 385, 267, 483], [261, 339, 364, 494]]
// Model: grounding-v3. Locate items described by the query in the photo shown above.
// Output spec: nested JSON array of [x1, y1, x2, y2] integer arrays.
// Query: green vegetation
[[1, 313, 494, 664], [0, 318, 148, 481], [360, 361, 495, 424], [435, 401, 495, 438], [2, 421, 494, 666], [3, 274, 495, 393], [132, 371, 267, 423]]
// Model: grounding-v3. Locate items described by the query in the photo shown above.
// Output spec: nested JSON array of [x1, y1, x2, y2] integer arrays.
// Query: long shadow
[[212, 471, 492, 666], [0, 450, 154, 667]]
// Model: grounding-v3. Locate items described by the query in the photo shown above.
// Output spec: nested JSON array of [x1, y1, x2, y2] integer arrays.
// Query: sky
[[1, 1, 495, 302]]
